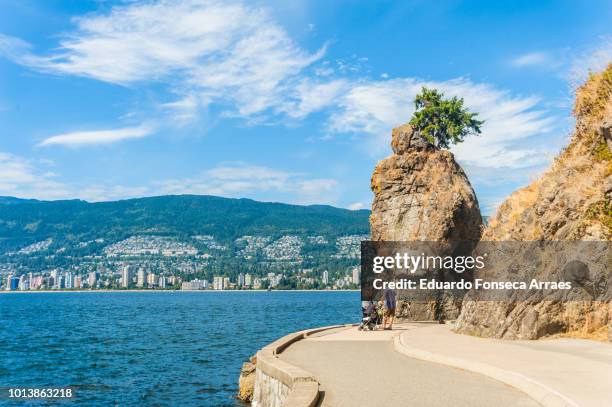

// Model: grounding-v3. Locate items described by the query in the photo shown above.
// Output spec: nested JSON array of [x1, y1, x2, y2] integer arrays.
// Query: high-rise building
[[158, 276, 167, 289], [8, 275, 19, 291], [65, 272, 74, 289], [213, 276, 224, 290], [147, 273, 157, 287], [18, 275, 28, 290], [29, 275, 43, 290], [352, 267, 360, 285], [74, 275, 82, 289], [88, 271, 98, 288], [238, 273, 245, 287], [50, 269, 59, 289], [267, 272, 276, 287], [181, 280, 205, 290], [137, 268, 146, 288], [322, 270, 329, 285], [9, 276, 19, 291], [56, 274, 65, 289], [223, 277, 230, 289], [244, 273, 252, 287], [121, 266, 131, 288]]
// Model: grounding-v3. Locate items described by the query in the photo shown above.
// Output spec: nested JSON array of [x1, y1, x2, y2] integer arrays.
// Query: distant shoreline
[[0, 289, 360, 294]]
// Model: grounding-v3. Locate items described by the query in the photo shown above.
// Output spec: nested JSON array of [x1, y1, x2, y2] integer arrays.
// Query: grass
[[574, 63, 612, 125], [552, 325, 610, 342], [585, 198, 612, 234]]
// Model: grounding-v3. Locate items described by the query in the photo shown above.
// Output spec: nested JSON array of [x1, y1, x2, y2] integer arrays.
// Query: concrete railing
[[252, 324, 351, 407]]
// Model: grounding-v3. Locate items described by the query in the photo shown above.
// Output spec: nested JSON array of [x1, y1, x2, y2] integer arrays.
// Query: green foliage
[[594, 137, 612, 162], [409, 87, 483, 148], [586, 198, 612, 233], [0, 195, 370, 261]]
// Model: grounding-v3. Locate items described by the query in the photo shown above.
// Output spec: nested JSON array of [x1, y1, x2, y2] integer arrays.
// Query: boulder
[[371, 123, 482, 243], [237, 355, 256, 403]]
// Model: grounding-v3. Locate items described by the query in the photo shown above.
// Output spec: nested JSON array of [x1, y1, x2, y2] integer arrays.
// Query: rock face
[[371, 123, 483, 242], [237, 355, 256, 403], [370, 123, 483, 320], [455, 64, 612, 340]]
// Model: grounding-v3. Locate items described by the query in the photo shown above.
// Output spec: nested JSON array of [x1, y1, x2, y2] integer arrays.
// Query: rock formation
[[370, 123, 483, 319], [371, 123, 483, 242], [455, 64, 612, 340], [237, 355, 256, 403]]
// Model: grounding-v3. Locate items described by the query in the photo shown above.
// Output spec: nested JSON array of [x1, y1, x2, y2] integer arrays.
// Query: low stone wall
[[252, 368, 291, 407], [251, 325, 348, 407]]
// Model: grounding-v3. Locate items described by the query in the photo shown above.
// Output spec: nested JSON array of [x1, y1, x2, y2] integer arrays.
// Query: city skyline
[[3, 266, 360, 291]]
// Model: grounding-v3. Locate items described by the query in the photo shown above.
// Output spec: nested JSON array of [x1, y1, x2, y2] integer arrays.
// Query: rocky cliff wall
[[455, 64, 612, 340]]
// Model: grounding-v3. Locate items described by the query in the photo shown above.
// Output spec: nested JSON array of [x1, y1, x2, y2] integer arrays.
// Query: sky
[[0, 0, 611, 214]]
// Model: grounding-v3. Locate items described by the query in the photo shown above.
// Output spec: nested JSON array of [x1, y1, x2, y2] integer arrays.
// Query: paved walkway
[[397, 324, 612, 407], [279, 325, 539, 407]]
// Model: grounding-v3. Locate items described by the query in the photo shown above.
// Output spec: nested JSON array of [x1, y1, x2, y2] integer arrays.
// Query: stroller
[[358, 301, 381, 331]]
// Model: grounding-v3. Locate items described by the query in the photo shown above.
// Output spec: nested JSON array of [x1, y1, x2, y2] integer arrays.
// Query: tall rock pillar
[[370, 123, 483, 320]]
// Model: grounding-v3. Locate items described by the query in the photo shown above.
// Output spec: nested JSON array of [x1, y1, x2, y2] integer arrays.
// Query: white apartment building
[[137, 268, 146, 288]]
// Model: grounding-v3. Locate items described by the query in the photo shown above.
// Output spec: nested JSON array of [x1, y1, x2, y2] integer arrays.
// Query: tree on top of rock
[[409, 87, 483, 149]]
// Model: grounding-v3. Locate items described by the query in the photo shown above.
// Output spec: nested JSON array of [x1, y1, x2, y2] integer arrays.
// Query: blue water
[[0, 291, 359, 406]]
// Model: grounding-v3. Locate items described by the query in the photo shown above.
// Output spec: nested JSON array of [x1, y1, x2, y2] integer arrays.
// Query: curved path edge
[[254, 324, 354, 407], [393, 331, 579, 407]]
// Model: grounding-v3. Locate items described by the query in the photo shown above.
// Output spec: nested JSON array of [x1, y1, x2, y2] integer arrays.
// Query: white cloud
[[295, 178, 338, 205], [66, 163, 332, 205], [0, 153, 70, 199], [0, 0, 569, 174], [511, 52, 551, 68], [328, 77, 557, 169], [347, 202, 365, 210], [281, 78, 348, 119], [160, 95, 202, 126], [0, 0, 324, 119], [0, 157, 340, 205], [154, 163, 338, 204], [39, 125, 152, 147]]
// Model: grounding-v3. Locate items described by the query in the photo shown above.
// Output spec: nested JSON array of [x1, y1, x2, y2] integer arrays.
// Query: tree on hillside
[[409, 87, 484, 148]]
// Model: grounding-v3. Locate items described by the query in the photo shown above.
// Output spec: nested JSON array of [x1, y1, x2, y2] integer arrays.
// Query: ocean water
[[0, 291, 359, 406]]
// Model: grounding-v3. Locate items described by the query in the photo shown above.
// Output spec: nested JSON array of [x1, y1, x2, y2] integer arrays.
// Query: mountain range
[[0, 195, 371, 254]]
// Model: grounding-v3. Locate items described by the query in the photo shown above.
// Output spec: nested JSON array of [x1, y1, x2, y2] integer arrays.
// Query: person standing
[[382, 287, 396, 330]]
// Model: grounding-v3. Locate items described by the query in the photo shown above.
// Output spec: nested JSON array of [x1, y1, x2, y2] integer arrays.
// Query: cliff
[[370, 123, 483, 319], [455, 64, 612, 340]]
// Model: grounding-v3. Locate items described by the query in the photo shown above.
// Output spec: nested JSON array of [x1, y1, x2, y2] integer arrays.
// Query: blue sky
[[0, 0, 611, 214]]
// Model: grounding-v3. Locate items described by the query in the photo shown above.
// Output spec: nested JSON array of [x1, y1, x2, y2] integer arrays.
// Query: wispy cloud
[[347, 202, 365, 210], [0, 0, 324, 120], [511, 52, 551, 68], [0, 0, 564, 173], [0, 158, 339, 205], [154, 163, 338, 205], [39, 125, 152, 147], [0, 153, 70, 199], [328, 77, 557, 168]]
